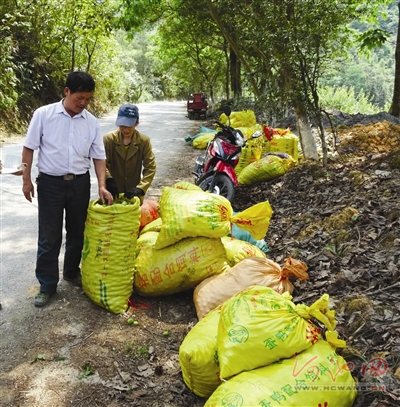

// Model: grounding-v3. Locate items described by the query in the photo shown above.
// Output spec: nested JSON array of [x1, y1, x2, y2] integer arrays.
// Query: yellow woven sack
[[261, 138, 271, 156], [192, 133, 215, 149], [155, 186, 273, 249], [234, 146, 260, 176], [179, 305, 222, 398], [232, 201, 273, 240], [238, 154, 296, 185], [140, 217, 162, 234], [135, 230, 159, 258], [82, 197, 141, 314], [219, 110, 257, 128], [218, 286, 345, 379], [155, 187, 232, 249], [205, 339, 357, 407], [193, 257, 308, 320], [171, 181, 203, 191], [220, 236, 266, 266], [134, 236, 229, 296], [270, 133, 299, 161], [236, 124, 263, 139], [234, 135, 264, 176]]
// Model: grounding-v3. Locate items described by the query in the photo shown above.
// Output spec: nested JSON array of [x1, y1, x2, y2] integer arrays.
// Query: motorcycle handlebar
[[213, 120, 229, 129]]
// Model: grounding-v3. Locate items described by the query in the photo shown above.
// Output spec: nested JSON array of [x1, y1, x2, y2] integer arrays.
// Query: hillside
[[233, 117, 400, 407]]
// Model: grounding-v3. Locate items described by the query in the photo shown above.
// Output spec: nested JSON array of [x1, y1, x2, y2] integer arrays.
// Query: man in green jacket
[[104, 104, 156, 203]]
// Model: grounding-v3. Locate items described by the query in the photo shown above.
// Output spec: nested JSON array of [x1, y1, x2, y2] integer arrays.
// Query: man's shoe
[[34, 292, 54, 307], [63, 275, 82, 288]]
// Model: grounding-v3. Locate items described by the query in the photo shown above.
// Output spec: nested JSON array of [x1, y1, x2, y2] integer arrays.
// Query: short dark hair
[[65, 71, 95, 93]]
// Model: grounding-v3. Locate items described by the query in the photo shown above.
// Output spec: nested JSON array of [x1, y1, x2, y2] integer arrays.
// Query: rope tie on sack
[[279, 257, 309, 282], [295, 293, 347, 349]]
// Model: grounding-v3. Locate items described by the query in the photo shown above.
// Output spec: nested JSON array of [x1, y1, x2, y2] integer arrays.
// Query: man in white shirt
[[22, 71, 113, 307]]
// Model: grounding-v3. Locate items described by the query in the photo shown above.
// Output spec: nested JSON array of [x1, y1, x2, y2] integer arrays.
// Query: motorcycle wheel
[[198, 173, 235, 202]]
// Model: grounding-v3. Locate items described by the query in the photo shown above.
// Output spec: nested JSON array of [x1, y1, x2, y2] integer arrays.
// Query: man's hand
[[106, 178, 119, 199], [124, 187, 145, 199], [12, 163, 27, 176], [99, 186, 113, 205], [22, 180, 35, 202]]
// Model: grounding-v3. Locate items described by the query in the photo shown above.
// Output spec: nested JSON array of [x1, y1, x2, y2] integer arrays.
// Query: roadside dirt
[[1, 112, 400, 407]]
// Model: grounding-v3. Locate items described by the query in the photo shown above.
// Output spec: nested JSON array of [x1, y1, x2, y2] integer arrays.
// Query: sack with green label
[[82, 196, 141, 314], [205, 339, 357, 407], [155, 185, 273, 249], [217, 286, 346, 379], [179, 305, 222, 398], [238, 153, 296, 185]]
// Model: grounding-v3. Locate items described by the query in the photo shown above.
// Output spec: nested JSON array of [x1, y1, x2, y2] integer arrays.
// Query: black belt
[[39, 171, 88, 181]]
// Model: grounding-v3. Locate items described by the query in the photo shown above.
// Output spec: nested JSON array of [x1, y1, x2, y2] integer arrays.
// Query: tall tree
[[205, 0, 392, 163], [150, 1, 228, 101], [389, 2, 400, 117], [0, 0, 125, 127]]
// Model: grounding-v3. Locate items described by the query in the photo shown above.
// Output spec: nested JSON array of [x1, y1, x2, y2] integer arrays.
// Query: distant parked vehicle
[[187, 93, 208, 120]]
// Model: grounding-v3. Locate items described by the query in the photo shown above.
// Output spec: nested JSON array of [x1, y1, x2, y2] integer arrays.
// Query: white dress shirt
[[24, 100, 106, 176]]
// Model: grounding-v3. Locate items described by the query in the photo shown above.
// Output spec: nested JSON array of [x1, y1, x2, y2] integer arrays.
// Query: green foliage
[[154, 2, 227, 101], [321, 39, 395, 110], [87, 35, 127, 111], [0, 0, 122, 126], [78, 362, 94, 379], [138, 346, 149, 358], [0, 55, 19, 110], [319, 86, 381, 114], [0, 0, 398, 134], [358, 28, 391, 51], [30, 354, 46, 363], [124, 341, 150, 359], [0, 20, 19, 111], [118, 0, 165, 33], [200, 0, 393, 118]]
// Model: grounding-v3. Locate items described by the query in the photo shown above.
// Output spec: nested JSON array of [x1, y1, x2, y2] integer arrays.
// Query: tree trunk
[[206, 0, 261, 97], [317, 122, 328, 166], [71, 38, 75, 72], [224, 43, 230, 100], [230, 48, 242, 98], [389, 2, 400, 117], [294, 104, 319, 161]]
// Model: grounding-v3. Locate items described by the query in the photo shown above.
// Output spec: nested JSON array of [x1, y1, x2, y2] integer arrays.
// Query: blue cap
[[116, 104, 139, 127]]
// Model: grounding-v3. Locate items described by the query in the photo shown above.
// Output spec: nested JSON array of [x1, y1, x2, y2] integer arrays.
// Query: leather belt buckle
[[63, 174, 75, 181]]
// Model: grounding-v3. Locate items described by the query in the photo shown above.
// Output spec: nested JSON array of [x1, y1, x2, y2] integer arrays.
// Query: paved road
[[0, 101, 204, 320]]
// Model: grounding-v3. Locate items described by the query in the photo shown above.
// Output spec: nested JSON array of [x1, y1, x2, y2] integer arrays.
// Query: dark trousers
[[36, 172, 90, 293]]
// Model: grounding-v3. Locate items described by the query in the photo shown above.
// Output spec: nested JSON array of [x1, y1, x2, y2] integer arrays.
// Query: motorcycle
[[192, 105, 263, 202]]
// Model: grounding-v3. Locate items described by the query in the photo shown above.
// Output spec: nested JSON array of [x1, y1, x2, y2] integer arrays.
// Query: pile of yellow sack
[[179, 286, 357, 406], [234, 126, 299, 184], [219, 110, 257, 128], [81, 181, 279, 313], [133, 182, 275, 297], [188, 109, 300, 183], [226, 113, 300, 185]]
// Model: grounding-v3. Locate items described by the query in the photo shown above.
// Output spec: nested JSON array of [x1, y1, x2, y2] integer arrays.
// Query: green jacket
[[103, 129, 156, 195]]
